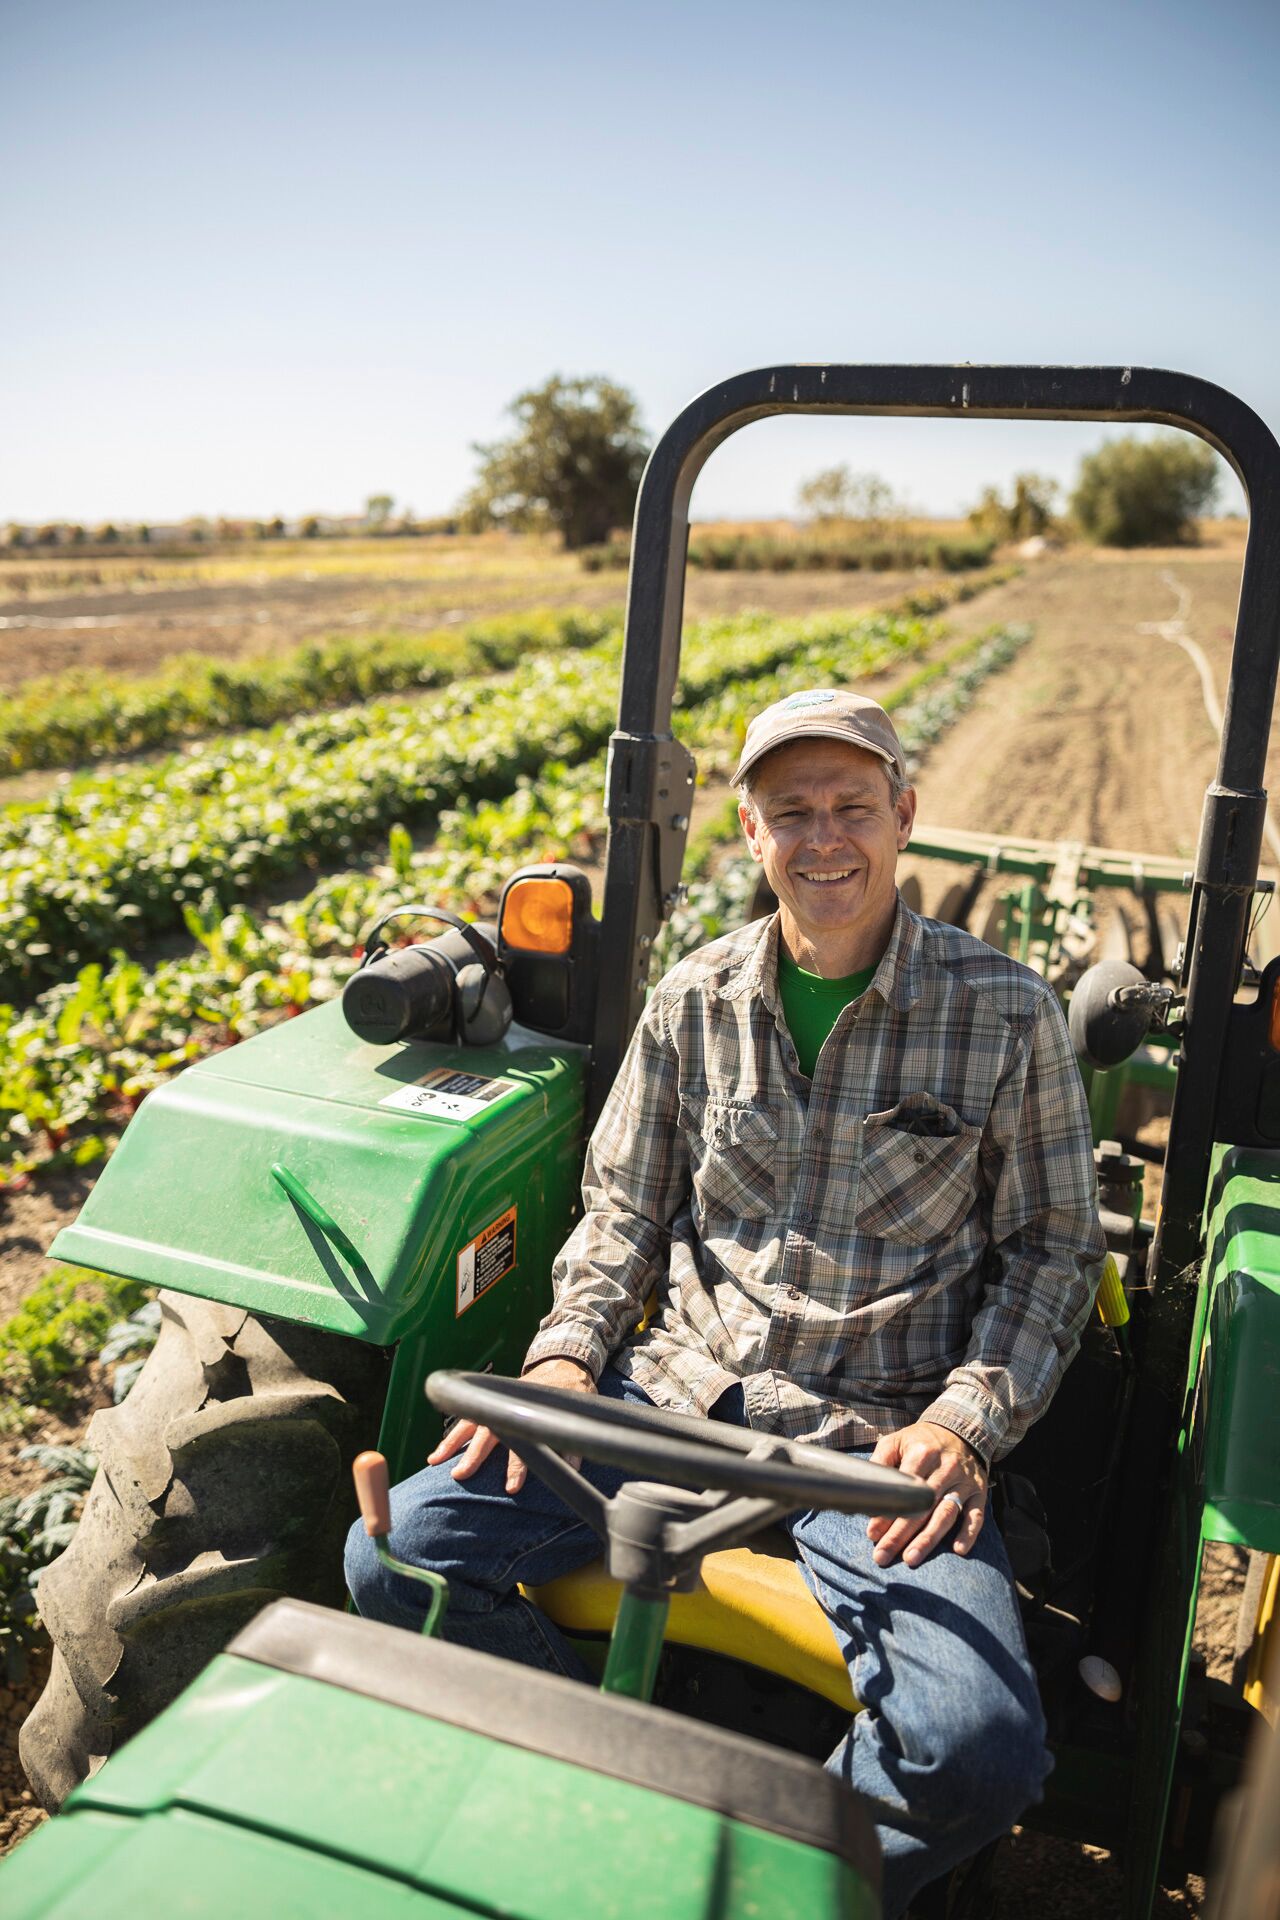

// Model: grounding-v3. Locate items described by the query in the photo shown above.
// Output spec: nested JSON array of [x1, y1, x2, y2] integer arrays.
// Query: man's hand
[[866, 1420, 988, 1568], [427, 1357, 597, 1494]]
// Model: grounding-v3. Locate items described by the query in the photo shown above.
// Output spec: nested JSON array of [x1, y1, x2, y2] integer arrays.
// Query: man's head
[[733, 690, 916, 973]]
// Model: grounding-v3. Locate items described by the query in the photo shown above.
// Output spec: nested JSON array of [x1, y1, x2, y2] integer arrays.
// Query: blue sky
[[3, 0, 1275, 523]]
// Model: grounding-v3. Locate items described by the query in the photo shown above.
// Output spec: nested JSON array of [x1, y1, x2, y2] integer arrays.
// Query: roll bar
[[592, 365, 1280, 1284]]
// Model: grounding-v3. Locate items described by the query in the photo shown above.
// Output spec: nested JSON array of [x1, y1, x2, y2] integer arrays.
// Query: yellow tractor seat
[[527, 1529, 859, 1713]]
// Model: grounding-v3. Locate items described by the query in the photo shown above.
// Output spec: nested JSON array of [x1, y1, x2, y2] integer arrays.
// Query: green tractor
[[10, 364, 1280, 1918]]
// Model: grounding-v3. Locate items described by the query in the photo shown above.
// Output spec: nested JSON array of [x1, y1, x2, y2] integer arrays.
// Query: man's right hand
[[427, 1356, 597, 1494]]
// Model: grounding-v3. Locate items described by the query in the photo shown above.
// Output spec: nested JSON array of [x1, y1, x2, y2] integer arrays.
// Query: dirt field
[[0, 533, 940, 692], [0, 532, 1265, 1904]]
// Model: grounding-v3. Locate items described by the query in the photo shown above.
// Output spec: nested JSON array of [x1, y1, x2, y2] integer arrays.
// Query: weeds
[[0, 1444, 97, 1680], [0, 1268, 152, 1404]]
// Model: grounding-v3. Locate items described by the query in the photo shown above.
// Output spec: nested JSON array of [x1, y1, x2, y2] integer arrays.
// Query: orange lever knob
[[353, 1450, 392, 1537]]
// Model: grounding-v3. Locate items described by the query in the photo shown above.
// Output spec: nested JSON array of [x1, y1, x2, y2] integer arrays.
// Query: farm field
[[0, 531, 945, 696], [0, 528, 1261, 1910]]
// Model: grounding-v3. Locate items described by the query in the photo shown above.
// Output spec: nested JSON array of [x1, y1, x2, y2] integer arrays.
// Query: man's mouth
[[797, 868, 857, 884]]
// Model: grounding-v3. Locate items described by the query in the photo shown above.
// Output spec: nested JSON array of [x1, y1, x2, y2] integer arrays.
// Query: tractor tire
[[20, 1291, 389, 1810]]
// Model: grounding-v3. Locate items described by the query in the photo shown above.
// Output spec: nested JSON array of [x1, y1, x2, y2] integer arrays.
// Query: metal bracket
[[605, 730, 697, 917], [1193, 784, 1268, 895]]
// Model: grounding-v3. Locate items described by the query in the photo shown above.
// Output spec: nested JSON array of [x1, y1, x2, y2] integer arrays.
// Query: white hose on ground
[[1137, 569, 1280, 876]]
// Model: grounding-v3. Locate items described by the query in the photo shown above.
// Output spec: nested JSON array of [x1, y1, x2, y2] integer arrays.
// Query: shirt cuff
[[522, 1325, 609, 1380], [918, 1394, 998, 1472]]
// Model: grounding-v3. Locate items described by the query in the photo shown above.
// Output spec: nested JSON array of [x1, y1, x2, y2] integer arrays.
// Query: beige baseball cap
[[730, 688, 907, 789]]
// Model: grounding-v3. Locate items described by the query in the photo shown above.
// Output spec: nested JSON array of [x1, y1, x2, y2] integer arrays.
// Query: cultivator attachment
[[903, 824, 1190, 986]]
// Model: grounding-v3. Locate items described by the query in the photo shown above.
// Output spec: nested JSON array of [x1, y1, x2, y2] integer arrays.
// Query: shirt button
[[795, 1207, 813, 1226], [913, 1147, 927, 1165]]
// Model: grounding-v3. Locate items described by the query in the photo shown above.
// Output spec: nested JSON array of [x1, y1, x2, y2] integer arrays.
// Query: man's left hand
[[866, 1420, 988, 1568]]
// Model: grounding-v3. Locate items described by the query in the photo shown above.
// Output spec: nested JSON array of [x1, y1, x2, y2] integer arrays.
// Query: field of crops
[[0, 595, 1027, 1196]]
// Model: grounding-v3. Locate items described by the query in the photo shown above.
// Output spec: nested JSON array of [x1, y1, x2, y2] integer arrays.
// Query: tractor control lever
[[351, 1450, 449, 1639]]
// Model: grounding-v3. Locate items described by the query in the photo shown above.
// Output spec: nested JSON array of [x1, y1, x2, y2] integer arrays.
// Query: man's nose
[[804, 812, 844, 853]]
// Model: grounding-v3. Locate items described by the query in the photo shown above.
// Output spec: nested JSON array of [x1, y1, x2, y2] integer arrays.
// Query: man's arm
[[867, 989, 1104, 1566], [919, 986, 1106, 1468], [523, 987, 689, 1376], [432, 990, 689, 1492]]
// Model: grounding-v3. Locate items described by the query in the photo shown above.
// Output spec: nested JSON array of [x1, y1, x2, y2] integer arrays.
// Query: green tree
[[968, 473, 1059, 542], [462, 375, 650, 550], [365, 493, 395, 528], [796, 466, 899, 528], [1071, 433, 1220, 547]]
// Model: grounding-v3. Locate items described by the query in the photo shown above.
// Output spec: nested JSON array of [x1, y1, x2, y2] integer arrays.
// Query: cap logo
[[780, 691, 837, 710]]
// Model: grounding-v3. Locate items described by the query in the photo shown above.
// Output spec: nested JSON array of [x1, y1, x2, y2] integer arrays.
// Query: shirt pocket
[[855, 1096, 981, 1243], [683, 1099, 780, 1223]]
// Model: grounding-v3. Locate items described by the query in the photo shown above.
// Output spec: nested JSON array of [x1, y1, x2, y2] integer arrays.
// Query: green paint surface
[[5, 1655, 873, 1920], [49, 996, 585, 1351], [1198, 1146, 1280, 1551]]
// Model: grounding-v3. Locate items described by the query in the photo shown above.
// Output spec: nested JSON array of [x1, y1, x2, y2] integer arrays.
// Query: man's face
[[739, 739, 916, 960]]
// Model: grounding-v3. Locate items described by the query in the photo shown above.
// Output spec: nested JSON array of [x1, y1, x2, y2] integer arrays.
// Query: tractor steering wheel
[[426, 1370, 933, 1521]]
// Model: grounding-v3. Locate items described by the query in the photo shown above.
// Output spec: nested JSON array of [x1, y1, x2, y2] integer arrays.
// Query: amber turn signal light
[[500, 876, 575, 955]]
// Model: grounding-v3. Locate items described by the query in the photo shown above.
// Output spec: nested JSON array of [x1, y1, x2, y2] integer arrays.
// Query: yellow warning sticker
[[456, 1207, 518, 1316]]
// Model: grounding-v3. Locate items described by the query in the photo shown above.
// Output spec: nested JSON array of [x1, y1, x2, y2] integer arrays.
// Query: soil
[[0, 1647, 48, 1857], [0, 1171, 97, 1326], [0, 538, 1266, 1907], [0, 545, 931, 692]]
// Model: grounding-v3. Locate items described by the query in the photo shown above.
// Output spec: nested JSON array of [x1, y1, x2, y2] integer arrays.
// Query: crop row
[[0, 607, 947, 1001], [0, 625, 1029, 1187], [0, 607, 618, 778], [0, 568, 1016, 780]]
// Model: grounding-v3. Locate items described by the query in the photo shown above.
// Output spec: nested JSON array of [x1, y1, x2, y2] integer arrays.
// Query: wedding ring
[[942, 1491, 966, 1516]]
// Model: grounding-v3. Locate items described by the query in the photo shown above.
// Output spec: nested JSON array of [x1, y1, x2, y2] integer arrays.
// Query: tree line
[[461, 375, 1226, 551], [7, 377, 1228, 558]]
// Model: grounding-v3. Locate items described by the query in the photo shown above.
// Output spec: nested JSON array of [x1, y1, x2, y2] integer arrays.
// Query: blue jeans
[[345, 1367, 1048, 1918]]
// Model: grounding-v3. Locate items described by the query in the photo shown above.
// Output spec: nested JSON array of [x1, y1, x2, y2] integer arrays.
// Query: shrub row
[[581, 532, 997, 574]]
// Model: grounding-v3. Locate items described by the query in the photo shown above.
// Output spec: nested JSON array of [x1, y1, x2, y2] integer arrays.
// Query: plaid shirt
[[525, 898, 1105, 1465]]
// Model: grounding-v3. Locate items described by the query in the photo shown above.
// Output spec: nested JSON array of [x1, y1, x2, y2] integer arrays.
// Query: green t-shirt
[[777, 951, 876, 1079]]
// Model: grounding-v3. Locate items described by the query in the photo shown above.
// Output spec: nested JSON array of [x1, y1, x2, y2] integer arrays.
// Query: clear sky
[[3, 0, 1276, 524]]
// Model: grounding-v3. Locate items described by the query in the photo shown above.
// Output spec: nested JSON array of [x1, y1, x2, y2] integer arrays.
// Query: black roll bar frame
[[591, 364, 1280, 1289]]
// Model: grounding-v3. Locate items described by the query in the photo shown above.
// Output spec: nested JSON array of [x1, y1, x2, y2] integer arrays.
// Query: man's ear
[[895, 785, 918, 851], [739, 800, 766, 866]]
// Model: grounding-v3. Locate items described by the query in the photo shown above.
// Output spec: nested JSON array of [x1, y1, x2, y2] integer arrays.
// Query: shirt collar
[[715, 892, 925, 1014]]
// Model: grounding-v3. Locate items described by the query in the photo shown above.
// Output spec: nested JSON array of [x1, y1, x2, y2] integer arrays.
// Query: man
[[346, 687, 1105, 1917]]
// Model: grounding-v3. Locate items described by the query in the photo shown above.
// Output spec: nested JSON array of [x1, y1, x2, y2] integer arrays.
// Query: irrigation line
[[1137, 569, 1280, 875]]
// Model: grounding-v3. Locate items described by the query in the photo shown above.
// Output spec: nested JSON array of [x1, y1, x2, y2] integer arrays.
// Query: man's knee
[[344, 1513, 386, 1617], [931, 1699, 1048, 1835]]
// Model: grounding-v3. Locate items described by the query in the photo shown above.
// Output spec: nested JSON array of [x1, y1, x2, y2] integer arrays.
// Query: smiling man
[[347, 687, 1105, 1917]]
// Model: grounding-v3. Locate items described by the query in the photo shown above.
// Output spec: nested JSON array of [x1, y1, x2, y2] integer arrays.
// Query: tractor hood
[[49, 997, 585, 1345]]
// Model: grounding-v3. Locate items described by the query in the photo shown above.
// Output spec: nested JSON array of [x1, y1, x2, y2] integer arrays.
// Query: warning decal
[[381, 1069, 518, 1123], [456, 1207, 518, 1316]]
